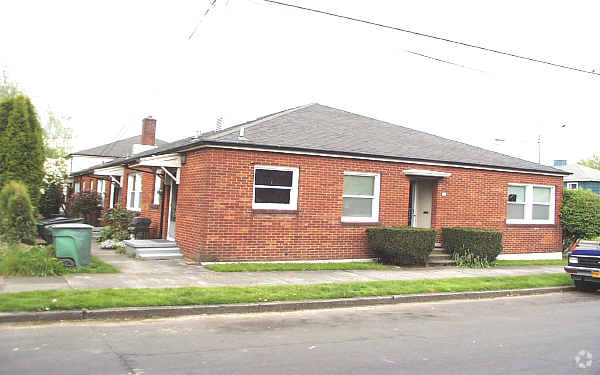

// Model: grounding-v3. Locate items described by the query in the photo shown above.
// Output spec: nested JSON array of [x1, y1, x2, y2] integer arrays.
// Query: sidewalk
[[0, 243, 565, 293]]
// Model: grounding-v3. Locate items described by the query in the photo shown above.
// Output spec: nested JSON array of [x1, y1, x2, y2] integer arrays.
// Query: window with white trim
[[153, 173, 162, 205], [97, 179, 106, 204], [127, 173, 142, 211], [74, 182, 81, 193], [507, 183, 555, 224], [342, 172, 380, 223], [567, 182, 578, 190], [252, 166, 299, 210]]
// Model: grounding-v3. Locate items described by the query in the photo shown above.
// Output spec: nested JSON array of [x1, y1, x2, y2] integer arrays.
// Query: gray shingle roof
[[72, 103, 569, 176], [561, 164, 600, 182], [69, 135, 168, 157]]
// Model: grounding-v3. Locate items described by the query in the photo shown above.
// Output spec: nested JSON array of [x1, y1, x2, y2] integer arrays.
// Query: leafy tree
[[579, 154, 600, 171], [0, 181, 37, 244], [0, 71, 19, 100], [39, 159, 67, 218], [560, 189, 600, 251], [43, 109, 73, 159], [0, 95, 45, 210]]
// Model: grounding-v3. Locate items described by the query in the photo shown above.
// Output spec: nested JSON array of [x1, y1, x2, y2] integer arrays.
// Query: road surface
[[1, 292, 598, 374]]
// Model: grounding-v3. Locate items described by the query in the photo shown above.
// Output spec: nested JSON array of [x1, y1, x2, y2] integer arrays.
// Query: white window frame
[[252, 165, 299, 210], [74, 182, 81, 193], [96, 179, 106, 205], [126, 173, 142, 212], [341, 171, 381, 223], [153, 172, 162, 206], [567, 182, 579, 190], [506, 183, 555, 225]]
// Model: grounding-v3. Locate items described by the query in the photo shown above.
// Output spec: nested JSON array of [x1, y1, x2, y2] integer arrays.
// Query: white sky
[[1, 0, 599, 166]]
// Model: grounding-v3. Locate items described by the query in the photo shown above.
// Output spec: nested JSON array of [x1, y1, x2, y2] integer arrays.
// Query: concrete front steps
[[428, 243, 456, 267], [123, 239, 183, 260]]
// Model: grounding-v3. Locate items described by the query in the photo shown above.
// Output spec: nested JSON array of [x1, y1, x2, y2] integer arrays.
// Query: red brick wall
[[174, 148, 563, 262]]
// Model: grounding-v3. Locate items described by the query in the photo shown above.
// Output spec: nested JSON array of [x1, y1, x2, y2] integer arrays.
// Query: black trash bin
[[37, 217, 85, 244], [128, 217, 152, 240]]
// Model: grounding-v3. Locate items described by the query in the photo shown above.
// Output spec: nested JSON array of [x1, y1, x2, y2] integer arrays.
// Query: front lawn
[[63, 256, 120, 274], [0, 273, 571, 312], [204, 262, 389, 272], [495, 259, 567, 266]]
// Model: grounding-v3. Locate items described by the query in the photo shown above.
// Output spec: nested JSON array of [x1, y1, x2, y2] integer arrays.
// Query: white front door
[[411, 180, 433, 228], [167, 182, 178, 240]]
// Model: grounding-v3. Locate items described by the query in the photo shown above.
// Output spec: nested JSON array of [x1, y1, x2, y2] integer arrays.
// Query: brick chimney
[[141, 116, 156, 146]]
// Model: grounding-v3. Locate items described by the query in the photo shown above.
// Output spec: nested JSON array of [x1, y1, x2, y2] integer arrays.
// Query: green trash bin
[[50, 223, 93, 267]]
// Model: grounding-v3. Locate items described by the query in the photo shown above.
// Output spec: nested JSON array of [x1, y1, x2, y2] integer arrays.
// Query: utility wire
[[188, 0, 217, 40], [263, 0, 600, 77], [405, 50, 485, 73]]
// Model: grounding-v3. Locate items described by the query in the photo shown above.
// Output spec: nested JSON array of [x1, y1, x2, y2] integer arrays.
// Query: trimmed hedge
[[442, 227, 503, 262], [366, 226, 437, 266]]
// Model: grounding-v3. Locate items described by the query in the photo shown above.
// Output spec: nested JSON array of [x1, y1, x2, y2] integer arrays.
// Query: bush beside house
[[366, 227, 436, 266], [560, 189, 600, 251], [442, 227, 503, 264], [66, 191, 102, 226]]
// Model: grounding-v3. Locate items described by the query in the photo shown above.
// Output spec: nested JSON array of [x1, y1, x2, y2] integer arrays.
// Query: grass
[[0, 273, 572, 312], [204, 262, 389, 272], [495, 259, 567, 266], [63, 256, 120, 274]]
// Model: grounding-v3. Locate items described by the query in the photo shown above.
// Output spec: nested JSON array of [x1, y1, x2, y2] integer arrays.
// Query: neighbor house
[[72, 104, 569, 261], [68, 117, 167, 211], [554, 160, 600, 194]]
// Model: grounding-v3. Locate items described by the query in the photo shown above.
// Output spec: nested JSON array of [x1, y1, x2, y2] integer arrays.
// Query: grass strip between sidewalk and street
[[0, 273, 571, 313], [204, 262, 389, 272]]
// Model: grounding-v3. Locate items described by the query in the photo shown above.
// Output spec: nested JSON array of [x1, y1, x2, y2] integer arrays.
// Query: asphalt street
[[1, 292, 599, 375]]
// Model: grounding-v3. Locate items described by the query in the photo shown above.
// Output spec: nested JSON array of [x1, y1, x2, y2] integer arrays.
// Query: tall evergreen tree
[[0, 95, 45, 210]]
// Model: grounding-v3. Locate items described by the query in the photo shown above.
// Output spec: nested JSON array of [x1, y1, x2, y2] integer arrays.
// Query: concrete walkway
[[0, 243, 565, 293]]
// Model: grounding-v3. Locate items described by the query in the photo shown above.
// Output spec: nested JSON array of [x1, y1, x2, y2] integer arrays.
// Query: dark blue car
[[565, 244, 600, 292]]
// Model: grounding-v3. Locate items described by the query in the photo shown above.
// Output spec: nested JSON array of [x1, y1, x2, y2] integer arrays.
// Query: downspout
[[158, 173, 166, 239]]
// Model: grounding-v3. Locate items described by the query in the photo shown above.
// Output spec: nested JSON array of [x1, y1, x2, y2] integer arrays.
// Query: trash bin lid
[[50, 223, 94, 229]]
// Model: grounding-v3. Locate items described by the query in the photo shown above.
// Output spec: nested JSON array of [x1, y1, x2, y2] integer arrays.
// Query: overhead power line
[[263, 0, 600, 77]]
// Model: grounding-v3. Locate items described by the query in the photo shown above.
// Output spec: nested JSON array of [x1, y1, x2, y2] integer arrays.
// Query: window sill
[[341, 221, 381, 226], [506, 223, 556, 228], [127, 208, 141, 212], [252, 209, 298, 215], [150, 204, 160, 210]]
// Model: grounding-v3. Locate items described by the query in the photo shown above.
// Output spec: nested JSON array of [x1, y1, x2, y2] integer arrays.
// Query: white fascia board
[[138, 153, 182, 168], [403, 169, 451, 178], [94, 166, 124, 176]]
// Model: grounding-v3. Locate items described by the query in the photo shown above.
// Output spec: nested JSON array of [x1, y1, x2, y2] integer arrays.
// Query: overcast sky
[[1, 0, 598, 166]]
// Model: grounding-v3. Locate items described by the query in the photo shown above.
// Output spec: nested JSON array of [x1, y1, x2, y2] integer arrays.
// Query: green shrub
[[0, 245, 66, 277], [39, 182, 65, 218], [366, 226, 437, 266], [443, 227, 503, 263], [451, 250, 495, 268], [97, 225, 114, 242], [100, 204, 134, 240], [0, 181, 37, 244], [560, 189, 600, 251]]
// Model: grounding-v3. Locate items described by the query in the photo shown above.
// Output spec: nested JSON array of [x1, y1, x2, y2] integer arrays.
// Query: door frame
[[166, 179, 178, 241]]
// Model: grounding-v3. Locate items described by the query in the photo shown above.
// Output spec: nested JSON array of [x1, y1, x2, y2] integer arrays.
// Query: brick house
[[72, 104, 569, 261]]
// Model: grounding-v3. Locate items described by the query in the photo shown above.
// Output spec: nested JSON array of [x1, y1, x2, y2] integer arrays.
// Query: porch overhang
[[403, 169, 451, 178], [93, 166, 124, 177], [136, 153, 182, 168]]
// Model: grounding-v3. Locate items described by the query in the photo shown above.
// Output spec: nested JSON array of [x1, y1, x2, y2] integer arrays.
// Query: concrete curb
[[0, 286, 575, 323]]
